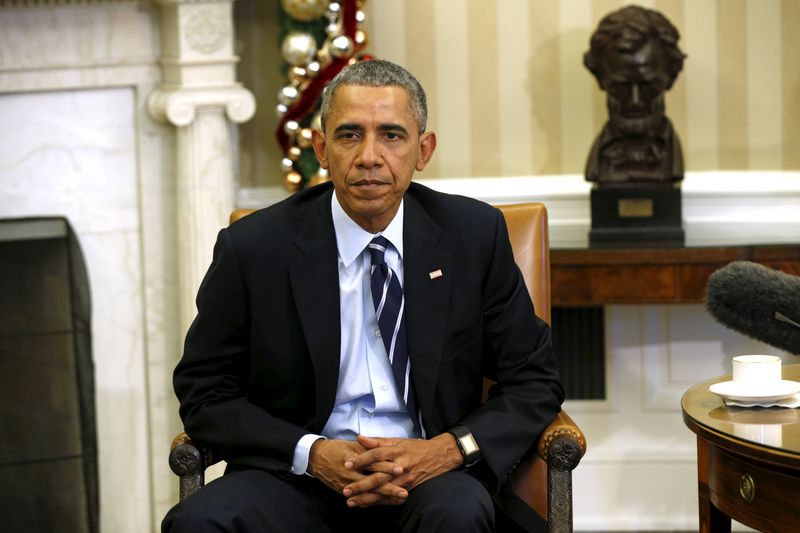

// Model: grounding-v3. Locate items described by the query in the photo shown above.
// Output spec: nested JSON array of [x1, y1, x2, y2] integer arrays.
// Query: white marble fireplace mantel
[[0, 1, 251, 531]]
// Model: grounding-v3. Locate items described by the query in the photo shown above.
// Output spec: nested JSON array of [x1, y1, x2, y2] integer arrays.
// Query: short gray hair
[[320, 59, 428, 134]]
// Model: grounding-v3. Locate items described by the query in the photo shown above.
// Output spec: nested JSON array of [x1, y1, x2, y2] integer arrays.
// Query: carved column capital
[[148, 86, 255, 126], [147, 0, 254, 126]]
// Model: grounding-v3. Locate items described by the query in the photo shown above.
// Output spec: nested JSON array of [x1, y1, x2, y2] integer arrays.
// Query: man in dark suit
[[163, 60, 563, 533]]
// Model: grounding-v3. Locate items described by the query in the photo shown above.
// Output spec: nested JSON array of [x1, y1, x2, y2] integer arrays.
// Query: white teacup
[[732, 355, 782, 388]]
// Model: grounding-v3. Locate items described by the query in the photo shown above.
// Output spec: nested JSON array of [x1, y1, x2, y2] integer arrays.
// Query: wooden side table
[[551, 244, 800, 306], [682, 365, 800, 533]]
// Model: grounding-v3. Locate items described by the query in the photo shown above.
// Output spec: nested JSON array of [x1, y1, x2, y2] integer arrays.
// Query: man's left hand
[[342, 433, 463, 507]]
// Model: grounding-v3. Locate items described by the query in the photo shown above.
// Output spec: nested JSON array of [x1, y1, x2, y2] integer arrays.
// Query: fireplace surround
[[0, 218, 97, 532]]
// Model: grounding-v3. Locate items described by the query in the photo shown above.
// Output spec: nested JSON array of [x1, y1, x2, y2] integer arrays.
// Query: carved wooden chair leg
[[546, 435, 584, 533]]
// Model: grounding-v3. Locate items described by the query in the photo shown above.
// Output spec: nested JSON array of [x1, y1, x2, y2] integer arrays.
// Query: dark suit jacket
[[174, 181, 563, 519]]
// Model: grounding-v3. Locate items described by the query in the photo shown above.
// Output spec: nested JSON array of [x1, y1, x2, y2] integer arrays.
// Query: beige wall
[[239, 0, 800, 186]]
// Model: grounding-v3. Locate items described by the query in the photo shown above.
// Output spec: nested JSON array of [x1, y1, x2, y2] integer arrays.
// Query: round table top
[[682, 364, 800, 468]]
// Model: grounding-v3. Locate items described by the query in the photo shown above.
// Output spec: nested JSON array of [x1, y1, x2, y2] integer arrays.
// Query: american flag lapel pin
[[429, 269, 443, 280]]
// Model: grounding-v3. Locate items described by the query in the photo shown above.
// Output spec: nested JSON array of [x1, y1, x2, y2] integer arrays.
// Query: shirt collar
[[331, 192, 404, 268]]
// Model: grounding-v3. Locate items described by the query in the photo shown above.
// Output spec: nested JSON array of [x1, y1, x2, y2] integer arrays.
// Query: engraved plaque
[[618, 198, 654, 218]]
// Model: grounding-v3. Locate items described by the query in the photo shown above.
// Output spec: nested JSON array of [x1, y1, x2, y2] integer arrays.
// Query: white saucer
[[709, 380, 800, 403]]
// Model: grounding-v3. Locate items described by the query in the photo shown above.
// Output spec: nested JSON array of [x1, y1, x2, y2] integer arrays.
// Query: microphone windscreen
[[706, 261, 800, 355]]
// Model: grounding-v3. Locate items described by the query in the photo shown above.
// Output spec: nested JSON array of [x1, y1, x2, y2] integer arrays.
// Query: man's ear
[[415, 131, 437, 172], [311, 129, 329, 169]]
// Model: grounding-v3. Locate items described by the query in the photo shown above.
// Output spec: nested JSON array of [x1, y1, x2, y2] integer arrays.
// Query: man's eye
[[338, 132, 359, 140], [384, 132, 403, 140]]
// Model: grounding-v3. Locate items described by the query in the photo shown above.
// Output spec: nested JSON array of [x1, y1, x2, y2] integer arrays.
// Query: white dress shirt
[[290, 193, 419, 475]]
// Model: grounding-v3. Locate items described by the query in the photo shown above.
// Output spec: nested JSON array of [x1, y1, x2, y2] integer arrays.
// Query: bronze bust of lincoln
[[584, 5, 686, 185]]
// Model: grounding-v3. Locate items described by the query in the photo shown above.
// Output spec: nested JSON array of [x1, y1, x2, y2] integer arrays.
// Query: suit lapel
[[288, 188, 341, 430], [403, 193, 452, 429]]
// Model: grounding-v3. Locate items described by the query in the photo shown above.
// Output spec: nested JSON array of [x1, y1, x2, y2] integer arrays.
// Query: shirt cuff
[[290, 434, 325, 476]]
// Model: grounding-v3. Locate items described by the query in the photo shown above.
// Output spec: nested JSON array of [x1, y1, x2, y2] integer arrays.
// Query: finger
[[357, 434, 399, 449], [347, 486, 408, 508], [348, 493, 407, 508], [344, 448, 395, 470], [362, 460, 403, 476], [342, 472, 392, 497], [347, 492, 387, 508]]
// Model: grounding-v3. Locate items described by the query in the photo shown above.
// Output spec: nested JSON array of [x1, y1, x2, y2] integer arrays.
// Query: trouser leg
[[162, 468, 495, 533], [161, 469, 336, 533], [394, 471, 495, 533]]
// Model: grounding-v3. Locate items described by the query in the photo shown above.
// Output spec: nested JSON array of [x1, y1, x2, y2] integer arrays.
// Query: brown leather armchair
[[170, 202, 586, 532]]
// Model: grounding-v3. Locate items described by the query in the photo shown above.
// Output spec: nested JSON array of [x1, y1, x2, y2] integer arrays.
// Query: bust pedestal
[[589, 185, 684, 247]]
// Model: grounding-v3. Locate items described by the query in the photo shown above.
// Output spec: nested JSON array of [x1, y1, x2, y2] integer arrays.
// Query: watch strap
[[447, 425, 481, 464]]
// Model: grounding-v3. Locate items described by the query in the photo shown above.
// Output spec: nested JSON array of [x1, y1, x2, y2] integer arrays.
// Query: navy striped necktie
[[367, 236, 418, 426]]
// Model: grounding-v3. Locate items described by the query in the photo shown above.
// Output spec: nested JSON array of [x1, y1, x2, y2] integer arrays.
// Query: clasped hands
[[308, 433, 463, 508]]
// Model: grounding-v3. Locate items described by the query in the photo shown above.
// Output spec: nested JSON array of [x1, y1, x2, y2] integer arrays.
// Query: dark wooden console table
[[551, 244, 800, 307], [545, 241, 799, 400], [682, 365, 800, 532]]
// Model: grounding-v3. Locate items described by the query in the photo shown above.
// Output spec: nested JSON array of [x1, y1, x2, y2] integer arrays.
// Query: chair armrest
[[537, 410, 586, 467], [169, 432, 219, 501]]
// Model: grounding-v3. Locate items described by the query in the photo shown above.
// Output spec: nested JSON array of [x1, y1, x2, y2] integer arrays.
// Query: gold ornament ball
[[289, 66, 307, 87], [329, 35, 354, 58], [306, 61, 321, 76], [281, 0, 329, 22], [283, 120, 300, 136], [326, 2, 341, 17], [288, 146, 303, 161], [281, 31, 318, 66], [354, 29, 368, 50], [284, 170, 304, 192], [278, 85, 299, 107], [297, 128, 314, 149]]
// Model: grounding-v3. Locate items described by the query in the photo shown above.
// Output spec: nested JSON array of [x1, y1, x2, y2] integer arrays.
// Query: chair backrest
[[496, 203, 550, 325], [495, 203, 551, 519], [230, 209, 253, 225]]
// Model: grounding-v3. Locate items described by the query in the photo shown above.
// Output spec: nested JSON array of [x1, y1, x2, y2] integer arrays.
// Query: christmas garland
[[277, 0, 372, 191]]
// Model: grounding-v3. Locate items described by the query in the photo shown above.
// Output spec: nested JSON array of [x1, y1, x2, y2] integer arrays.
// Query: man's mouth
[[351, 179, 390, 188]]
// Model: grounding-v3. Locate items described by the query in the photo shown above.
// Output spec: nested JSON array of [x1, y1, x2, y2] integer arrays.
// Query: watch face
[[460, 433, 479, 457]]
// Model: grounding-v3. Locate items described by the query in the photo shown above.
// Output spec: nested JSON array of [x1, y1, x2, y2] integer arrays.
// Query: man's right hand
[[307, 439, 407, 507]]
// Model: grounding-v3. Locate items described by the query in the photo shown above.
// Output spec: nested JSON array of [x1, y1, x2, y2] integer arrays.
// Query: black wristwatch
[[447, 425, 481, 464]]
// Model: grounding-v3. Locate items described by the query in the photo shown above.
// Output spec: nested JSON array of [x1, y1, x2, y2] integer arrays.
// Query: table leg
[[699, 493, 731, 533], [696, 437, 731, 533]]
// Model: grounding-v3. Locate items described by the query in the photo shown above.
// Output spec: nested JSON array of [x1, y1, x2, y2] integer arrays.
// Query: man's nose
[[356, 135, 379, 166]]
